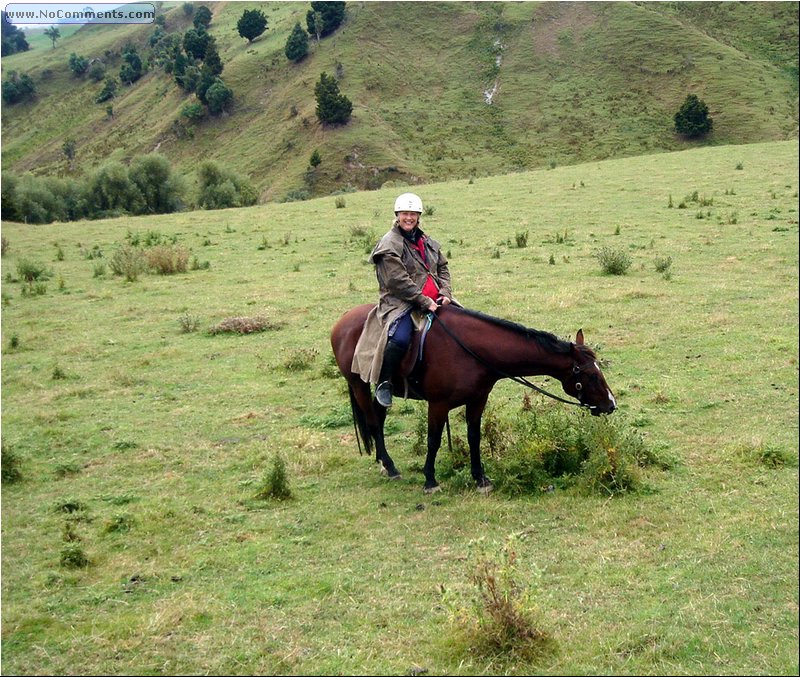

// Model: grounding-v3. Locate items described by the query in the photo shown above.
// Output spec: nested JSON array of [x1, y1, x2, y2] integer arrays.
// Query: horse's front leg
[[423, 402, 449, 494], [466, 397, 493, 493]]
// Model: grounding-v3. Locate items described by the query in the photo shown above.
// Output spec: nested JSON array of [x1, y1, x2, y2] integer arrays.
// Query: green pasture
[[1, 141, 798, 675]]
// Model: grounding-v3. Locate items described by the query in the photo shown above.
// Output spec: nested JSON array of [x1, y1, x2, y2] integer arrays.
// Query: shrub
[[335, 196, 346, 209], [2, 444, 22, 484], [178, 312, 201, 333], [145, 244, 189, 274], [109, 245, 147, 282], [445, 536, 553, 660], [515, 231, 528, 248], [86, 161, 144, 216], [209, 316, 280, 335], [237, 8, 268, 43], [282, 348, 318, 371], [60, 544, 89, 569], [596, 246, 632, 275], [205, 78, 233, 115], [255, 453, 292, 501], [196, 161, 257, 210], [95, 77, 117, 103], [16, 259, 49, 282], [653, 255, 673, 274], [128, 153, 186, 214]]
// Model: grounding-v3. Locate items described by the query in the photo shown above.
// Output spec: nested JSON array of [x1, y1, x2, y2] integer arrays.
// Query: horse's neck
[[468, 318, 571, 379]]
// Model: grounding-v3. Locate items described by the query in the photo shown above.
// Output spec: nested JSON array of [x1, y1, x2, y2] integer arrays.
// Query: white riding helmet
[[394, 192, 423, 214]]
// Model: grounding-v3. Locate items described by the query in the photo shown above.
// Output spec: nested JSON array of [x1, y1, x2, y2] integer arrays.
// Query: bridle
[[430, 311, 596, 411]]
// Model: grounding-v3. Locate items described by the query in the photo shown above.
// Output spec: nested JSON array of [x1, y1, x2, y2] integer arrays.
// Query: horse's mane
[[452, 306, 591, 357]]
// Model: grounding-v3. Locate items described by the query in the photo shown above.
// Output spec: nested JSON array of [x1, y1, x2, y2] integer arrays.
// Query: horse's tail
[[348, 384, 373, 456]]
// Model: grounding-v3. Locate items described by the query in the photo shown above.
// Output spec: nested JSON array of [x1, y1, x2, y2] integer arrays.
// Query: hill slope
[[1, 1, 797, 201]]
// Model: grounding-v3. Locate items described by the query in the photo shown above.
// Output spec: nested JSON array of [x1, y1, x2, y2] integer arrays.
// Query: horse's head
[[560, 329, 616, 416]]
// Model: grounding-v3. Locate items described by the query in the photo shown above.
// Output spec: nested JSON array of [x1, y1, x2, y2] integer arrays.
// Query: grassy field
[[1, 140, 798, 675], [2, 2, 797, 199]]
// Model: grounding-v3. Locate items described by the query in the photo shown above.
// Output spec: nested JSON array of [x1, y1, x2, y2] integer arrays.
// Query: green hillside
[[1, 1, 797, 202]]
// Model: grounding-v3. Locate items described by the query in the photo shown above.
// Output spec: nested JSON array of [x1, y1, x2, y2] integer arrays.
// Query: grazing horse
[[330, 304, 616, 493]]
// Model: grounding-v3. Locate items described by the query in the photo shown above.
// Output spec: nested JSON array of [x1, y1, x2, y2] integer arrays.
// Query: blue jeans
[[387, 311, 413, 349]]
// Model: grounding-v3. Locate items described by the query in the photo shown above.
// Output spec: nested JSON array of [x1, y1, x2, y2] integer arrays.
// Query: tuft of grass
[[209, 316, 281, 335], [596, 246, 632, 275], [60, 544, 90, 569], [445, 535, 555, 661], [2, 444, 23, 484], [736, 441, 795, 468], [145, 244, 189, 275], [16, 259, 49, 283], [109, 245, 147, 282], [178, 312, 201, 334], [254, 453, 293, 501]]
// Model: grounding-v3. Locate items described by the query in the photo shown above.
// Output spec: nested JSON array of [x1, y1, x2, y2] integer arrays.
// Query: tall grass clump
[[145, 244, 189, 274], [255, 453, 293, 501], [2, 443, 23, 484], [445, 535, 554, 661], [109, 245, 147, 282], [596, 246, 632, 275]]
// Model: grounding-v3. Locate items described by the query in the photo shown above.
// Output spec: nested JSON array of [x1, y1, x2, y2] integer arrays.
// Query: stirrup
[[375, 381, 393, 408]]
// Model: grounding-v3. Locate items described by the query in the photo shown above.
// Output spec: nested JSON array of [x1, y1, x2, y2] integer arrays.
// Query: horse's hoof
[[477, 479, 494, 494], [380, 466, 402, 480], [423, 484, 441, 495]]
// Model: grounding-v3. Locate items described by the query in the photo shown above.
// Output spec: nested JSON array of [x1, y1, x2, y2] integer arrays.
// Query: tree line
[[1, 154, 257, 224]]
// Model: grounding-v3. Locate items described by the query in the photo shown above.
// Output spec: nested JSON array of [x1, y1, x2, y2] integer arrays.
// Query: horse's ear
[[575, 329, 585, 345]]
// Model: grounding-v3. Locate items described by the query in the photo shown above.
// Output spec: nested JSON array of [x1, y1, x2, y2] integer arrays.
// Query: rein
[[429, 310, 592, 410]]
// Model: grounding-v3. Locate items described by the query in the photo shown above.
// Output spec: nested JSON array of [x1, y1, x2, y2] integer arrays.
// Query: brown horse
[[330, 304, 616, 493]]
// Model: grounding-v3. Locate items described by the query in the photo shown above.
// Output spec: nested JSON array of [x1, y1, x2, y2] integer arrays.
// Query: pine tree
[[674, 94, 713, 139], [285, 22, 309, 62], [314, 72, 352, 125]]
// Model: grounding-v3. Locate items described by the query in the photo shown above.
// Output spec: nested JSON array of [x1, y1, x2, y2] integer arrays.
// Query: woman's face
[[397, 211, 420, 232]]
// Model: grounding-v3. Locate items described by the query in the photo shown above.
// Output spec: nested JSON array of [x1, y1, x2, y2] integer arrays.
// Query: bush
[[2, 444, 23, 484], [109, 245, 147, 282], [16, 259, 49, 283], [595, 246, 632, 275], [145, 244, 189, 274], [196, 161, 257, 210], [95, 77, 117, 103], [2, 71, 36, 105], [128, 153, 185, 214], [86, 161, 144, 216], [445, 536, 553, 660], [237, 8, 268, 42], [255, 453, 292, 501], [209, 316, 280, 335], [205, 78, 233, 115]]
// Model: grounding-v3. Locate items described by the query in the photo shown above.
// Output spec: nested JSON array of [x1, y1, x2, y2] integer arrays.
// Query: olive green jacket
[[351, 223, 452, 384]]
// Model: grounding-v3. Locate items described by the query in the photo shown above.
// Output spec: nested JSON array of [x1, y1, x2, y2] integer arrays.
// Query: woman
[[352, 192, 453, 407]]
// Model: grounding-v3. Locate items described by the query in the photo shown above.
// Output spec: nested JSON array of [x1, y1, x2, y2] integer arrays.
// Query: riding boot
[[375, 339, 406, 408]]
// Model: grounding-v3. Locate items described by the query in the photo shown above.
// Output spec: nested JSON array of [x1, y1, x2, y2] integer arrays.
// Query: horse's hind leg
[[351, 378, 401, 479]]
